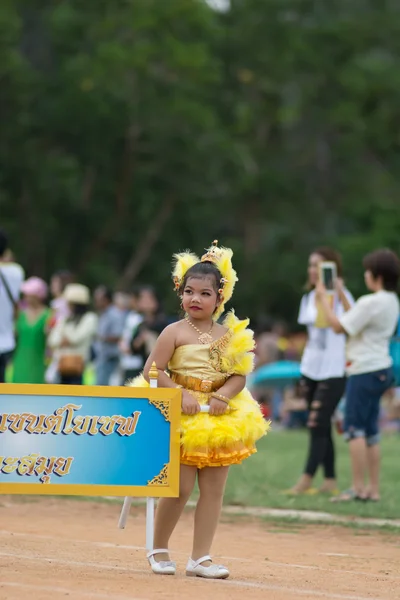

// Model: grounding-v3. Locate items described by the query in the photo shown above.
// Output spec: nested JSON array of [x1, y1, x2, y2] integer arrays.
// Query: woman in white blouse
[[288, 248, 354, 495], [48, 284, 98, 385]]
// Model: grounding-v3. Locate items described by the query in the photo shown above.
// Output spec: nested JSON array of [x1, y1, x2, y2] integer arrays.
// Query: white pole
[[118, 363, 158, 542], [118, 497, 133, 529], [146, 497, 155, 551]]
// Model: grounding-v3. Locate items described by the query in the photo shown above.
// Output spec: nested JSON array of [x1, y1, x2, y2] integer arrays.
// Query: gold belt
[[171, 373, 226, 393]]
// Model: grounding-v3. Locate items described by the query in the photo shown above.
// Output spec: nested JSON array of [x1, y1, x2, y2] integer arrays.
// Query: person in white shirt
[[48, 284, 98, 385], [317, 248, 400, 502], [50, 270, 74, 323], [288, 247, 354, 495], [0, 229, 24, 382], [119, 289, 144, 384]]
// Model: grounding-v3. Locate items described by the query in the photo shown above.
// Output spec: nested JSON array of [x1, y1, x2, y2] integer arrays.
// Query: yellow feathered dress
[[128, 311, 269, 468]]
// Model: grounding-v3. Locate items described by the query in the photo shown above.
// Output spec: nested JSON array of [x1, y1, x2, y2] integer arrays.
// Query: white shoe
[[186, 555, 230, 579], [147, 549, 176, 575]]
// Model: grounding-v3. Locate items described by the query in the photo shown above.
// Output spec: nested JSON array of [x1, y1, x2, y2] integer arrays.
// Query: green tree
[[1, 0, 400, 325]]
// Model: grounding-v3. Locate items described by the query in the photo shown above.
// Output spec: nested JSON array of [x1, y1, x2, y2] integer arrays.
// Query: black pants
[[60, 374, 83, 385], [0, 351, 12, 383], [301, 376, 346, 479]]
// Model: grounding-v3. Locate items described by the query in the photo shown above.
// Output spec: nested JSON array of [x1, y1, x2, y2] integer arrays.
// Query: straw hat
[[64, 284, 90, 305]]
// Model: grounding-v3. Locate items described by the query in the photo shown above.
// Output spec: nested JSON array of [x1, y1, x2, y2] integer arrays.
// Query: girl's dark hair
[[312, 247, 343, 277], [180, 261, 222, 293], [363, 249, 400, 291], [67, 302, 89, 323]]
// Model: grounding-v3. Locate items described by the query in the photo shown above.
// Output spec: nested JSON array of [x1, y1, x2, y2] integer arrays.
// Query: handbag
[[0, 268, 19, 320], [390, 318, 400, 387], [58, 354, 85, 376]]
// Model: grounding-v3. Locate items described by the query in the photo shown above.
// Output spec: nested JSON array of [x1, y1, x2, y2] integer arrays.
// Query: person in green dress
[[12, 277, 51, 384]]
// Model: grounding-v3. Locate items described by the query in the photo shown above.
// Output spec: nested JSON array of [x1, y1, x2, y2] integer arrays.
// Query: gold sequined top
[[168, 331, 233, 391]]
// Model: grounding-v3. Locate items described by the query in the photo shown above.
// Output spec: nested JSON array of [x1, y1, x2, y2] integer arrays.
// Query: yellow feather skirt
[[128, 376, 269, 468]]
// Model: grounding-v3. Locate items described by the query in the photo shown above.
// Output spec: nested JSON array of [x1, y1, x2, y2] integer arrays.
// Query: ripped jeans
[[300, 376, 346, 479]]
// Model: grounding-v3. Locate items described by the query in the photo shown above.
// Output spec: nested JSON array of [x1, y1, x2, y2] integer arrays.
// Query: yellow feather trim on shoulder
[[220, 310, 255, 376], [223, 310, 250, 334]]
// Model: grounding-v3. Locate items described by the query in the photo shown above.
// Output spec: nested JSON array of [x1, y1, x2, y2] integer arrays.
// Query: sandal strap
[[147, 548, 169, 558], [192, 555, 212, 568]]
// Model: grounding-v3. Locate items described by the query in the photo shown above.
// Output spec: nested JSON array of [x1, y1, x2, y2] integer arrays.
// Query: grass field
[[4, 360, 399, 522], [6, 428, 398, 525], [221, 429, 400, 520]]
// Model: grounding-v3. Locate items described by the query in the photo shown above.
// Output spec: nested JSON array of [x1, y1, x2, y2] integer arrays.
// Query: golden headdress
[[172, 240, 238, 320]]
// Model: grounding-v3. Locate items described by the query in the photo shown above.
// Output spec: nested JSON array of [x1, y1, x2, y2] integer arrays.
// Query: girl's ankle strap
[[147, 548, 169, 558]]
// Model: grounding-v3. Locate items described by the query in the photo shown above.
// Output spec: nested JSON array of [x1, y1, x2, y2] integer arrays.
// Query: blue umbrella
[[249, 360, 301, 387]]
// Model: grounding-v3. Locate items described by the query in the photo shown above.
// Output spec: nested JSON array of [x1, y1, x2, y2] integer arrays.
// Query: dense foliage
[[1, 0, 400, 324]]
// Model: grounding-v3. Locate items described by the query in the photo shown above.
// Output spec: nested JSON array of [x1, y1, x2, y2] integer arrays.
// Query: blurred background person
[[0, 228, 24, 383], [317, 249, 400, 502], [2, 248, 15, 262], [254, 318, 289, 423], [109, 291, 132, 384], [48, 284, 97, 385], [49, 270, 75, 324], [281, 383, 308, 430], [130, 285, 169, 368], [119, 287, 144, 383], [45, 269, 75, 383], [12, 277, 50, 384], [287, 247, 354, 495], [113, 291, 131, 320], [94, 285, 125, 385], [254, 317, 283, 368]]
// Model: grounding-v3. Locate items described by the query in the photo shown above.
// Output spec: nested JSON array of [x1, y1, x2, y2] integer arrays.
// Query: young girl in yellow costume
[[128, 241, 269, 579]]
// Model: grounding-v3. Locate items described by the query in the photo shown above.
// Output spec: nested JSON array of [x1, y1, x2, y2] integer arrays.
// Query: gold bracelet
[[212, 393, 230, 405]]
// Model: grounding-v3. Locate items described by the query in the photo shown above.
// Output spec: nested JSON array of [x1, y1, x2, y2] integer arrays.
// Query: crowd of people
[[0, 227, 303, 393], [0, 229, 171, 388], [2, 228, 400, 578], [1, 228, 400, 508]]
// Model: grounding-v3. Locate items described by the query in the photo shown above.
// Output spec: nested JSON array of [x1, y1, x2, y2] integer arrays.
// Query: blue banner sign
[[0, 384, 181, 497]]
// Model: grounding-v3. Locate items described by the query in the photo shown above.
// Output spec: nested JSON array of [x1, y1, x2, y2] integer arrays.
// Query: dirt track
[[0, 497, 399, 600]]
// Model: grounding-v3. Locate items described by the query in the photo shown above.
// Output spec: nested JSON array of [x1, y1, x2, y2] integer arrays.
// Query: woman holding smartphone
[[287, 247, 354, 495], [316, 249, 399, 502]]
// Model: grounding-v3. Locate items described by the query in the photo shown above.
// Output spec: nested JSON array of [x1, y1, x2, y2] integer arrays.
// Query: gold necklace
[[185, 316, 214, 344]]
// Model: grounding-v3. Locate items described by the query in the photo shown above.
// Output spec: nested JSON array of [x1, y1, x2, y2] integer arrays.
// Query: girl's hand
[[209, 397, 228, 416], [181, 390, 200, 415]]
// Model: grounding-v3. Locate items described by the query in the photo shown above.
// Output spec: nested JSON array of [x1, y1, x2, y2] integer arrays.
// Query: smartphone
[[319, 261, 337, 293]]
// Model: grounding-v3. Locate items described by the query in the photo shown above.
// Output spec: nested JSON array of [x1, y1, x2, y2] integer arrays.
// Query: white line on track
[[0, 529, 144, 551], [0, 582, 147, 600], [1, 529, 398, 581], [0, 551, 390, 600]]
